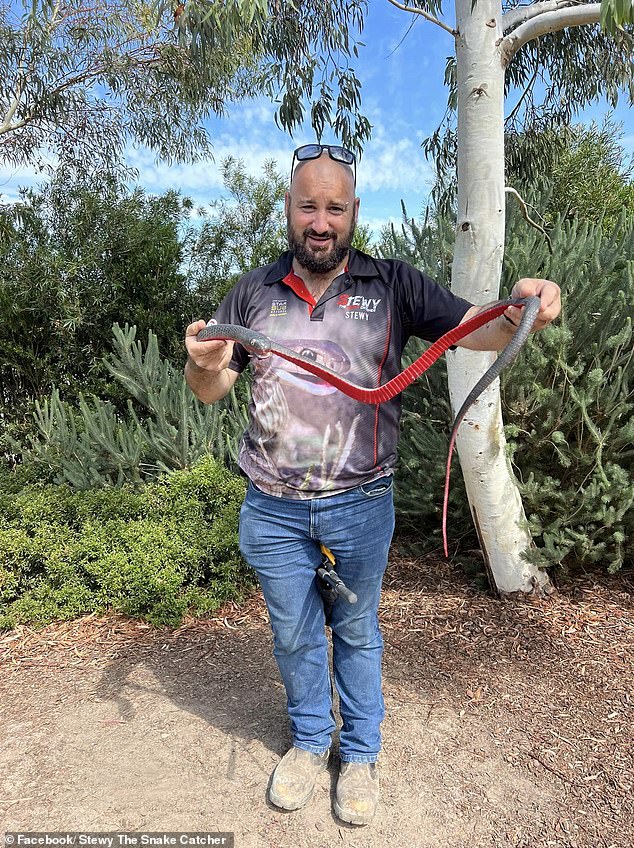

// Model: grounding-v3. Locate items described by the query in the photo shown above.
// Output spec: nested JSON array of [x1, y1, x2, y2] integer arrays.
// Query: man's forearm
[[184, 357, 236, 404], [457, 279, 561, 350], [457, 306, 518, 352]]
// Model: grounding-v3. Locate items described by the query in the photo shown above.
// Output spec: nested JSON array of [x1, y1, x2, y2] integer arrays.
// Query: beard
[[287, 218, 356, 275]]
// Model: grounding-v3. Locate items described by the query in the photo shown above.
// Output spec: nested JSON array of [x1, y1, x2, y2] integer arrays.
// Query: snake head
[[248, 336, 271, 357]]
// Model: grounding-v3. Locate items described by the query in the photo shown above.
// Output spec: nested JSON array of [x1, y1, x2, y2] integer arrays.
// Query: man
[[184, 144, 561, 825]]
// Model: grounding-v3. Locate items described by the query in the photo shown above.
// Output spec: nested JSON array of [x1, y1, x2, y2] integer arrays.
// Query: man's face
[[285, 153, 359, 275]]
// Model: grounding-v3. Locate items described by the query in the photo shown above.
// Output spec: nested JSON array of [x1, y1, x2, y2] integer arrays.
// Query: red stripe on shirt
[[373, 306, 392, 467], [282, 265, 349, 316]]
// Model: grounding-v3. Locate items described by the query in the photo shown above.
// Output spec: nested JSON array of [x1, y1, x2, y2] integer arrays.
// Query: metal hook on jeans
[[316, 544, 357, 625]]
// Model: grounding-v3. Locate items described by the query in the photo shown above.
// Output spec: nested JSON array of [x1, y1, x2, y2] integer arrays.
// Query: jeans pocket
[[359, 476, 394, 497]]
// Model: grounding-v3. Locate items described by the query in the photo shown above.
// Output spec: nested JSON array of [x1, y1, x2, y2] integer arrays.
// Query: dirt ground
[[1, 550, 633, 848]]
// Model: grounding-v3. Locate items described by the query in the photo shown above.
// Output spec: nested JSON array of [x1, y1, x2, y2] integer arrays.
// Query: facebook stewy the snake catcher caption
[[3, 835, 233, 848]]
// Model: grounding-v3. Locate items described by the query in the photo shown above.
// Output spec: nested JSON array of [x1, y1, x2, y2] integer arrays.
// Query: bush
[[19, 324, 248, 487], [379, 201, 634, 573], [501, 210, 634, 573], [0, 170, 197, 426], [0, 456, 251, 630]]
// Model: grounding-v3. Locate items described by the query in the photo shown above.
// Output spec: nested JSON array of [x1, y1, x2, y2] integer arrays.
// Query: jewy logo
[[337, 294, 382, 321], [270, 299, 287, 317]]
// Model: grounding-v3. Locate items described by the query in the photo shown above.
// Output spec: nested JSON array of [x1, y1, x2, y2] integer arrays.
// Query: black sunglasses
[[291, 144, 356, 186]]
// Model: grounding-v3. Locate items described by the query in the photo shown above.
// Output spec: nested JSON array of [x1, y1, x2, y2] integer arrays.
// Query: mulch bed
[[1, 552, 632, 847], [381, 552, 634, 847]]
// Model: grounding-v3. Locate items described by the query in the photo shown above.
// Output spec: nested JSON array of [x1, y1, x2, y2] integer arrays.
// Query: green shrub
[[380, 202, 634, 572], [0, 172, 198, 428], [0, 456, 251, 630], [501, 211, 634, 573], [20, 324, 248, 487]]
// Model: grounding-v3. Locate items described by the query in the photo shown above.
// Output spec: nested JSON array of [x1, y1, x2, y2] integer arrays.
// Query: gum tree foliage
[[167, 0, 371, 154], [0, 0, 264, 170], [183, 0, 633, 593], [427, 3, 634, 207], [0, 0, 372, 172]]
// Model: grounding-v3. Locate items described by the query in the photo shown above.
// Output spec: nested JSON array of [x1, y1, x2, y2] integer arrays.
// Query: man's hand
[[185, 319, 235, 373], [506, 278, 561, 331], [458, 278, 562, 351], [184, 320, 239, 404]]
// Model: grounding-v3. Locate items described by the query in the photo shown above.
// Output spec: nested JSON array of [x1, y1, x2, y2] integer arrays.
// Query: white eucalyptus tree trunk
[[447, 0, 551, 594]]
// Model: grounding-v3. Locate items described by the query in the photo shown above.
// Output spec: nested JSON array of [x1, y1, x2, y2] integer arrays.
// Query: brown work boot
[[269, 746, 330, 810], [334, 761, 379, 825]]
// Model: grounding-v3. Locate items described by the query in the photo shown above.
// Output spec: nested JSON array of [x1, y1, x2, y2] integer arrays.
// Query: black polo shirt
[[213, 248, 471, 498]]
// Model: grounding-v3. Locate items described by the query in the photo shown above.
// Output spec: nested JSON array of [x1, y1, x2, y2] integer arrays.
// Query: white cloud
[[357, 133, 434, 194], [123, 138, 293, 209], [0, 86, 438, 212], [0, 161, 44, 202], [124, 110, 435, 212]]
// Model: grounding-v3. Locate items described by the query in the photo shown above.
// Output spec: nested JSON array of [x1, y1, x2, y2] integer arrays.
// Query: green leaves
[[501, 202, 634, 573], [0, 0, 266, 170], [174, 0, 371, 154], [508, 121, 634, 234], [0, 166, 195, 422], [600, 0, 634, 35], [0, 456, 251, 629], [185, 156, 288, 313], [23, 324, 249, 488]]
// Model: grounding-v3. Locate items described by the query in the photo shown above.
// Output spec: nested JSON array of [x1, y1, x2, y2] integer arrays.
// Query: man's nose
[[310, 208, 330, 231]]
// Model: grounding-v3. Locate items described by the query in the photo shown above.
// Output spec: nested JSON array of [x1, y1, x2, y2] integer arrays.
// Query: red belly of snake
[[197, 296, 540, 557]]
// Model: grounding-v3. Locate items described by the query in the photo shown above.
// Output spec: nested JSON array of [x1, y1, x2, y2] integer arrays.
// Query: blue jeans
[[239, 477, 395, 763]]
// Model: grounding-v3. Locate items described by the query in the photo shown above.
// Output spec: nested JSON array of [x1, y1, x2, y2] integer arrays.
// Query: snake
[[197, 295, 541, 557]]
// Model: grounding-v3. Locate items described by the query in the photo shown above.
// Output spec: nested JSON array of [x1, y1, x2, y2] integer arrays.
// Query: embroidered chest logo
[[270, 299, 287, 317], [337, 294, 382, 321]]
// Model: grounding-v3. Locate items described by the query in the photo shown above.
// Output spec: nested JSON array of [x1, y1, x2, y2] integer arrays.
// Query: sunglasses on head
[[291, 144, 356, 186]]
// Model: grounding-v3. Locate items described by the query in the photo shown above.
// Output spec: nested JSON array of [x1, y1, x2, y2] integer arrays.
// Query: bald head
[[290, 151, 356, 197]]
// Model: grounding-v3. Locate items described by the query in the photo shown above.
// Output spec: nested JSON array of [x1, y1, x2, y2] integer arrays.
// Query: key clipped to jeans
[[317, 544, 357, 624]]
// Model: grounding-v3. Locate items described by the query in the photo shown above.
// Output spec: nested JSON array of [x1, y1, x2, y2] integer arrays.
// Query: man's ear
[[284, 191, 291, 217], [353, 197, 360, 224]]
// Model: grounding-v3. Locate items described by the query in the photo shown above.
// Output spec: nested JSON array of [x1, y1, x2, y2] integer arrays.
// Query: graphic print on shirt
[[273, 338, 351, 396], [247, 335, 363, 496], [213, 250, 473, 498]]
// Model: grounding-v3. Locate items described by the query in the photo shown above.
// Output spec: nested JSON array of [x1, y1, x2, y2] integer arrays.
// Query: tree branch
[[505, 186, 553, 252], [386, 0, 457, 37], [0, 2, 54, 135], [1, 76, 28, 133], [0, 41, 165, 138], [502, 0, 579, 35], [499, 3, 601, 65]]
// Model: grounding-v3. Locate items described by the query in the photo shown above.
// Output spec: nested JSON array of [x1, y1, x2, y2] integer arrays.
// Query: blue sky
[[1, 3, 632, 238]]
